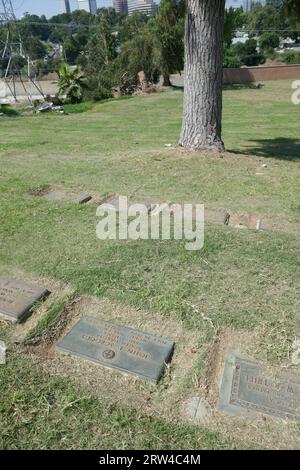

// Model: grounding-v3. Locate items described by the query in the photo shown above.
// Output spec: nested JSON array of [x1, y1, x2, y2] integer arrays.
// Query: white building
[[127, 0, 154, 16], [77, 0, 98, 14]]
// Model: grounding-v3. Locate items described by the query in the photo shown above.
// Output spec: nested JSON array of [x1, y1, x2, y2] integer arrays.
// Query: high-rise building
[[113, 0, 128, 15], [62, 0, 71, 14], [127, 0, 154, 16], [77, 0, 97, 14]]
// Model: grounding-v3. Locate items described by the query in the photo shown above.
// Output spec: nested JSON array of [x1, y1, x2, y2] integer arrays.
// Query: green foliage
[[234, 39, 265, 66], [244, 2, 299, 40], [223, 48, 241, 68], [0, 104, 19, 116], [149, 0, 184, 85], [282, 50, 300, 64], [264, 47, 279, 61], [24, 300, 66, 343], [23, 36, 47, 60], [82, 11, 118, 101], [245, 3, 288, 35], [118, 12, 149, 43], [116, 28, 160, 86], [259, 32, 280, 51], [58, 63, 86, 103], [224, 7, 245, 47], [63, 29, 89, 65], [283, 0, 300, 19]]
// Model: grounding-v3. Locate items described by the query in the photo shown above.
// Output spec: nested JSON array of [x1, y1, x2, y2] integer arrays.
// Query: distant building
[[127, 0, 154, 16], [77, 0, 97, 14], [62, 0, 71, 14], [113, 0, 128, 15], [225, 0, 266, 11]]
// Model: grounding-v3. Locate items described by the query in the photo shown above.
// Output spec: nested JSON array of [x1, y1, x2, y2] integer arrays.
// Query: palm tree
[[58, 63, 86, 104]]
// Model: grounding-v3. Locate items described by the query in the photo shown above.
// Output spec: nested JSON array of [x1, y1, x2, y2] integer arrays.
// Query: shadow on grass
[[223, 82, 264, 91], [170, 83, 263, 92], [228, 137, 300, 161]]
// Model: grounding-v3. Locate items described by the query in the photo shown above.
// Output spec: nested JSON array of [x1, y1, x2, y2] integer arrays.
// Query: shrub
[[223, 48, 241, 68], [234, 39, 265, 66], [259, 32, 280, 51], [282, 50, 300, 64]]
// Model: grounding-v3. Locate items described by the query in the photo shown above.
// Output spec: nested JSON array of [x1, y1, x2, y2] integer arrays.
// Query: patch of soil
[[29, 187, 51, 197], [29, 186, 93, 205]]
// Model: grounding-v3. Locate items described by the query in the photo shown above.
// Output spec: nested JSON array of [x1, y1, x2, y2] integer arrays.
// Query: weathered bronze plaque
[[219, 353, 300, 421], [0, 278, 49, 323], [57, 317, 175, 383]]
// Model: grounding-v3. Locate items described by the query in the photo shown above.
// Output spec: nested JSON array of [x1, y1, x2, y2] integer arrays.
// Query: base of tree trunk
[[178, 134, 225, 153], [162, 75, 172, 87]]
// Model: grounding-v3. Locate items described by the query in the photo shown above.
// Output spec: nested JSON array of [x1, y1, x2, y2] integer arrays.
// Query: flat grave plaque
[[0, 278, 49, 323], [219, 353, 300, 421], [57, 317, 175, 383]]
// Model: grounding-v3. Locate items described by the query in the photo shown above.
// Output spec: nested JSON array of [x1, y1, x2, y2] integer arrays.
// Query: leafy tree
[[58, 63, 86, 103], [18, 14, 51, 42], [23, 36, 47, 60], [235, 38, 265, 66], [223, 47, 241, 68], [118, 12, 148, 43], [81, 11, 118, 100], [245, 3, 286, 35], [150, 0, 184, 86], [116, 28, 160, 87], [283, 0, 300, 18], [282, 50, 300, 63], [259, 32, 280, 50], [178, 0, 299, 151], [224, 7, 245, 47]]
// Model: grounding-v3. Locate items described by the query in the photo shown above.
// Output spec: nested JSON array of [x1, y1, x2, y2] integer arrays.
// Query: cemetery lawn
[[0, 80, 299, 450]]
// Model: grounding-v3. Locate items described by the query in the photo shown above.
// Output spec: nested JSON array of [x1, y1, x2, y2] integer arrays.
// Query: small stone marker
[[57, 317, 175, 383], [184, 396, 212, 424], [76, 193, 92, 205], [0, 340, 6, 364], [291, 339, 300, 366], [219, 353, 300, 421], [0, 278, 49, 323]]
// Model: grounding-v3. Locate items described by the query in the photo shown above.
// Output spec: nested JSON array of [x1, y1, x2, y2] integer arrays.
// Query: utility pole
[[0, 0, 45, 104]]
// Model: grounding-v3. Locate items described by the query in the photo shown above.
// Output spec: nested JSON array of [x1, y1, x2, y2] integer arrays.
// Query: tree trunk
[[179, 0, 225, 152], [163, 74, 172, 87]]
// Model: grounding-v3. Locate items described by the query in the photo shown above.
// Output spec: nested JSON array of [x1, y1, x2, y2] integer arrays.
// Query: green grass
[[0, 354, 244, 450], [24, 299, 67, 344], [0, 80, 299, 449], [0, 104, 19, 116]]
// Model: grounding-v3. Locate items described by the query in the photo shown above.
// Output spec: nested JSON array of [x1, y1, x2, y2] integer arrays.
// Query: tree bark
[[163, 74, 172, 87], [179, 0, 225, 152]]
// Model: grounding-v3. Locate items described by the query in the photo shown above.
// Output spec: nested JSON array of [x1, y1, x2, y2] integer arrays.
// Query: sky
[[12, 0, 113, 19]]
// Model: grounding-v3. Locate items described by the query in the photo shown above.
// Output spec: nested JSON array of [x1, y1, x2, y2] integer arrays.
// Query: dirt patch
[[29, 187, 51, 197], [206, 209, 299, 236], [29, 186, 93, 205]]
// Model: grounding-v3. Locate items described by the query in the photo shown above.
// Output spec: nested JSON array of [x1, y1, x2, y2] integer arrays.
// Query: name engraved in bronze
[[57, 317, 175, 383], [0, 278, 49, 322], [220, 354, 300, 421]]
